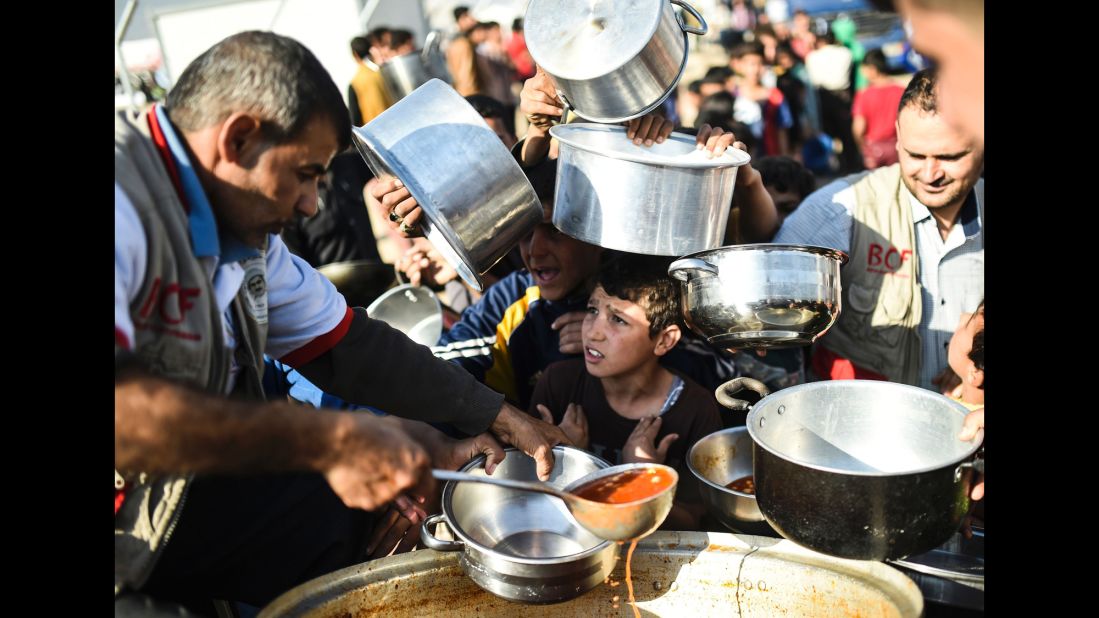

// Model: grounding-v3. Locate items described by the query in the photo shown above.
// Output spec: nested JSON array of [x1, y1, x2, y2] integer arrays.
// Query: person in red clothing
[[507, 18, 535, 82], [851, 49, 906, 169]]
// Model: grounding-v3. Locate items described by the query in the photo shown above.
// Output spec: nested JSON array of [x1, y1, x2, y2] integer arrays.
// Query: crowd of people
[[115, 1, 985, 615]]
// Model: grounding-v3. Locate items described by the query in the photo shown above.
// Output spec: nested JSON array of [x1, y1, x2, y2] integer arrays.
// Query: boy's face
[[582, 285, 674, 378], [519, 202, 602, 301], [948, 306, 984, 383], [764, 183, 803, 222], [734, 54, 764, 84]]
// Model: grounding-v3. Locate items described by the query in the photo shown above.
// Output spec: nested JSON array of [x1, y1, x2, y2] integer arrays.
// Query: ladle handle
[[431, 470, 570, 500]]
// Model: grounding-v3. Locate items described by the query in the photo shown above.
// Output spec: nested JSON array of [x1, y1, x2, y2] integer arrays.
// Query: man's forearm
[[115, 371, 344, 475], [520, 125, 552, 167]]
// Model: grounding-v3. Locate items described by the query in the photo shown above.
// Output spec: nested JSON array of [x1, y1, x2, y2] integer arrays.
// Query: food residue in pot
[[725, 475, 755, 495]]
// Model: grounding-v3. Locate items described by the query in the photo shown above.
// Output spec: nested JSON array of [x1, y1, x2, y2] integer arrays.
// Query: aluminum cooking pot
[[352, 79, 542, 291], [550, 123, 749, 256], [380, 31, 451, 102], [746, 380, 985, 561], [419, 446, 617, 604], [259, 531, 924, 617], [365, 284, 442, 346], [525, 0, 707, 122], [314, 259, 395, 308], [669, 243, 849, 349]]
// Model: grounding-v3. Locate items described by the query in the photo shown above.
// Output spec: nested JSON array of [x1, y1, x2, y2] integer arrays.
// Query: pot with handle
[[525, 0, 708, 123], [381, 30, 451, 103]]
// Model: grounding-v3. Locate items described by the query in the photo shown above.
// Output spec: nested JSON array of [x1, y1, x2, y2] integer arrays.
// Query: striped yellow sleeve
[[484, 286, 541, 403]]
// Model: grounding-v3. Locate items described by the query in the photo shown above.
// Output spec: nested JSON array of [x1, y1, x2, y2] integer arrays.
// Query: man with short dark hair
[[115, 31, 568, 612], [774, 68, 984, 392], [348, 28, 392, 126]]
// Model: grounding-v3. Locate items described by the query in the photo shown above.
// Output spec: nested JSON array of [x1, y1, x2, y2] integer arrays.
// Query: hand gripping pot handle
[[669, 257, 719, 281], [420, 513, 464, 552], [671, 0, 708, 36]]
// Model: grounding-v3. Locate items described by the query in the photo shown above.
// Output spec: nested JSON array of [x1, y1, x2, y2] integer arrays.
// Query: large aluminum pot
[[669, 243, 849, 349], [687, 426, 775, 536], [550, 123, 749, 256], [380, 31, 451, 102], [259, 531, 924, 617], [352, 79, 542, 292], [419, 446, 617, 604], [746, 380, 985, 561], [365, 284, 442, 346], [525, 0, 707, 122]]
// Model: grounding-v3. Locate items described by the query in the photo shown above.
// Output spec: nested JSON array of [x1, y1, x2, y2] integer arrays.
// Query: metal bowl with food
[[687, 426, 775, 536], [669, 243, 849, 349], [747, 380, 984, 561], [419, 446, 617, 604]]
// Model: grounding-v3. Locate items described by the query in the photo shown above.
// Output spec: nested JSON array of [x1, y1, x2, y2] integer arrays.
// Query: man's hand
[[398, 238, 458, 289], [958, 407, 984, 501], [624, 113, 675, 146], [363, 494, 427, 559], [435, 431, 507, 475], [622, 416, 678, 465], [536, 402, 590, 450], [551, 311, 587, 355], [490, 403, 573, 480], [319, 413, 433, 512], [370, 177, 424, 238], [520, 66, 564, 130]]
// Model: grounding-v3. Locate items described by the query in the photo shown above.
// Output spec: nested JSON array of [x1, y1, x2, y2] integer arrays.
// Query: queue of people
[[116, 0, 985, 613]]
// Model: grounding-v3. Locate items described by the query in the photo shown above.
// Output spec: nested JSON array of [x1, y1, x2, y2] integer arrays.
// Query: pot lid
[[525, 0, 668, 80]]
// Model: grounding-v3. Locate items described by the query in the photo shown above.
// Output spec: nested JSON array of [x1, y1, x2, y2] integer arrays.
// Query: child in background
[[529, 254, 722, 530]]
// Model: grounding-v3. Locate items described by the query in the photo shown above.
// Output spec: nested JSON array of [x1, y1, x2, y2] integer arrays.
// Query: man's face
[[518, 203, 602, 301], [582, 285, 661, 379], [896, 0, 984, 144], [895, 106, 983, 211], [213, 116, 338, 248]]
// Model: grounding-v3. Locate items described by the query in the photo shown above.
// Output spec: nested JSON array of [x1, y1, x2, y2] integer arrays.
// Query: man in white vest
[[774, 68, 984, 392]]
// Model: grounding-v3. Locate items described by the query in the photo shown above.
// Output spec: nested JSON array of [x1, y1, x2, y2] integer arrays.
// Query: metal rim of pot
[[550, 123, 752, 169], [670, 244, 850, 280], [745, 381, 983, 477]]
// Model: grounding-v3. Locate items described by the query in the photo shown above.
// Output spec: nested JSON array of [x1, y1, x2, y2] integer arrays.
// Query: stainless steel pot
[[352, 79, 543, 292], [687, 426, 776, 536], [419, 446, 618, 603], [380, 31, 451, 103], [669, 243, 849, 349], [525, 0, 707, 122], [550, 123, 749, 256], [365, 284, 442, 346], [746, 380, 985, 561], [259, 531, 925, 617], [314, 259, 396, 308]]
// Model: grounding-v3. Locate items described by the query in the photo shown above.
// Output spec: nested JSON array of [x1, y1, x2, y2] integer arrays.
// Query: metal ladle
[[433, 462, 678, 541]]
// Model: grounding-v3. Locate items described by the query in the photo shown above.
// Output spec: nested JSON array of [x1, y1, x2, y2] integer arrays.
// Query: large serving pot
[[746, 380, 985, 561], [687, 426, 775, 536], [550, 123, 749, 256], [365, 284, 442, 346], [380, 31, 451, 102], [525, 0, 707, 122], [259, 531, 924, 617], [418, 447, 617, 604], [352, 79, 542, 291], [669, 244, 849, 349]]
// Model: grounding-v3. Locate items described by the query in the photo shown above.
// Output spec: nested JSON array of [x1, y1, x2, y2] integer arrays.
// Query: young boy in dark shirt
[[529, 254, 722, 530]]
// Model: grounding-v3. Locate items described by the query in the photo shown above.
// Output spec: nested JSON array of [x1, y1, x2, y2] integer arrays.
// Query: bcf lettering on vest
[[866, 242, 913, 277]]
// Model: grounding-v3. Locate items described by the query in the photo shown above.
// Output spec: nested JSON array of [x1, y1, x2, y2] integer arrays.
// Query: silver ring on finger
[[389, 210, 402, 223]]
